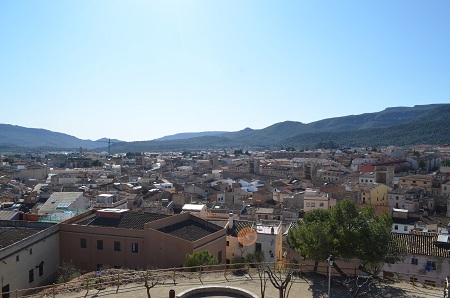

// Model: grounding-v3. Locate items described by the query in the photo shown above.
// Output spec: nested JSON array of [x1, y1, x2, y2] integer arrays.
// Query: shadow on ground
[[300, 273, 440, 298]]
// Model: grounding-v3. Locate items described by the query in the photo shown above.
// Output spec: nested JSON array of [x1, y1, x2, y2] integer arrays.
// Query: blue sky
[[1, 1, 449, 142]]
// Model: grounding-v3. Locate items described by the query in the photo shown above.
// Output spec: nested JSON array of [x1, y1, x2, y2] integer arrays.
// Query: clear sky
[[1, 1, 449, 142]]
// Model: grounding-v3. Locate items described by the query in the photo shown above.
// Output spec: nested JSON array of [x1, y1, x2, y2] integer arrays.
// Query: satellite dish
[[238, 227, 258, 247]]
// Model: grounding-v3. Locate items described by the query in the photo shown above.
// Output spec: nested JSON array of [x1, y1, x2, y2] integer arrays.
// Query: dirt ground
[[34, 271, 444, 298]]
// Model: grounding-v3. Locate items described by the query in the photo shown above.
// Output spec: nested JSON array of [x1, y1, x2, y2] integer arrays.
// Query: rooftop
[[73, 212, 168, 230], [391, 232, 450, 258], [0, 227, 41, 249], [157, 218, 222, 241]]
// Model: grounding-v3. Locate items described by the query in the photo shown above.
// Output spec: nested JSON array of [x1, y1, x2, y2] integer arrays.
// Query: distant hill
[[0, 124, 119, 150], [155, 131, 226, 141], [1, 104, 449, 153]]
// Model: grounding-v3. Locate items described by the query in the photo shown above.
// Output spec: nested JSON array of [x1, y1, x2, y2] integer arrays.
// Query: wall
[[0, 223, 59, 296], [59, 223, 144, 272]]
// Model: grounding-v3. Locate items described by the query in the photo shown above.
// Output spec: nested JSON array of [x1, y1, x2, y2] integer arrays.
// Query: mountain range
[[1, 104, 449, 153]]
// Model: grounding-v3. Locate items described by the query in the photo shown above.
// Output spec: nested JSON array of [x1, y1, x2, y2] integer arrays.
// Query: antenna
[[97, 138, 117, 156]]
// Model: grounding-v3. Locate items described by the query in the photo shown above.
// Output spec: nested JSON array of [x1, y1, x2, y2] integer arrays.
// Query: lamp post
[[327, 255, 334, 298]]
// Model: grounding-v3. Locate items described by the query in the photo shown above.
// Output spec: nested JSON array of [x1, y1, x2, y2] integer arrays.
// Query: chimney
[[229, 212, 234, 229]]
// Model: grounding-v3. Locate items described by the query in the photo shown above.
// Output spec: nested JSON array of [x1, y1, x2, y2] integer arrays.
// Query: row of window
[[305, 202, 325, 207], [81, 238, 139, 253], [29, 262, 44, 283], [394, 225, 408, 232], [16, 248, 33, 262], [411, 258, 436, 270]]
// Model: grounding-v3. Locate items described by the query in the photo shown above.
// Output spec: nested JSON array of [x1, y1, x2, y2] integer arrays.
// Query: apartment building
[[59, 209, 226, 272]]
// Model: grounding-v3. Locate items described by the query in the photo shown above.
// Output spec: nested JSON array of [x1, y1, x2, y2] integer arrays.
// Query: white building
[[0, 221, 59, 296], [384, 232, 450, 287], [38, 192, 90, 222], [303, 188, 336, 212]]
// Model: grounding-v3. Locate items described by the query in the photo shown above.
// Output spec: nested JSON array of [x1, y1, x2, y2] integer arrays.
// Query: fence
[[2, 262, 447, 298]]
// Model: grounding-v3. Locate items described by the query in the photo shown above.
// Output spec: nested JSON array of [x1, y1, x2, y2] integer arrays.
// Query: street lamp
[[327, 255, 334, 298]]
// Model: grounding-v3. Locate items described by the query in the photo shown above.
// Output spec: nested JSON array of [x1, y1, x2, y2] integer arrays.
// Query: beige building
[[303, 188, 336, 212], [59, 209, 226, 272], [360, 184, 391, 206], [397, 175, 433, 193]]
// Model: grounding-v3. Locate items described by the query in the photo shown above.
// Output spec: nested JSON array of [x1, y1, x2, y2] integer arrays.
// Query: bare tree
[[255, 263, 269, 298], [265, 265, 296, 298], [144, 270, 159, 298], [57, 260, 80, 283], [343, 275, 375, 298]]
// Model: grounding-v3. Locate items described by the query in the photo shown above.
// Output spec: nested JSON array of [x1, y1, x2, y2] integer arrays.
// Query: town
[[1, 144, 450, 296]]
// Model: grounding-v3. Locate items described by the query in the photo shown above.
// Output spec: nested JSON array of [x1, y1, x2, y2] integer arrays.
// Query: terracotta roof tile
[[391, 232, 450, 258]]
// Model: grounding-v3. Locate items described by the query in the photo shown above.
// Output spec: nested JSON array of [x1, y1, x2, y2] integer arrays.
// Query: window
[[319, 203, 324, 207], [80, 238, 87, 248], [29, 269, 34, 283], [38, 262, 44, 276], [226, 241, 229, 247], [29, 248, 32, 255], [97, 240, 103, 250], [306, 202, 310, 207], [218, 251, 222, 263], [403, 226, 408, 232], [311, 202, 315, 207], [131, 243, 139, 253], [411, 258, 418, 265], [394, 225, 398, 230], [255, 243, 262, 252], [114, 241, 121, 252], [2, 284, 10, 298], [426, 260, 436, 270]]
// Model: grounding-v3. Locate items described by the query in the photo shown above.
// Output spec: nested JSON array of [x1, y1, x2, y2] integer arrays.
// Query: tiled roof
[[73, 212, 168, 230], [0, 228, 41, 249], [391, 232, 450, 258], [227, 220, 255, 237], [158, 219, 221, 242]]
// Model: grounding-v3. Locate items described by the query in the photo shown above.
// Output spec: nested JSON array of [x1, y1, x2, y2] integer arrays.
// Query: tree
[[441, 159, 450, 167], [184, 250, 218, 271], [143, 270, 162, 298], [91, 160, 103, 167], [245, 251, 265, 266], [57, 260, 80, 283], [418, 159, 427, 170], [287, 199, 405, 274], [265, 266, 296, 298]]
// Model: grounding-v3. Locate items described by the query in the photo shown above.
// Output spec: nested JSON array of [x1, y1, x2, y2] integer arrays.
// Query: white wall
[[0, 224, 59, 296]]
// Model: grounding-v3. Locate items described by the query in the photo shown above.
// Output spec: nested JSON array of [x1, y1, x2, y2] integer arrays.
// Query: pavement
[[34, 271, 445, 298]]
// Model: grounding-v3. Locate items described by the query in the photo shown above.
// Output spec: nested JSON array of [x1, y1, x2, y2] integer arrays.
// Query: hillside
[[1, 104, 449, 152], [0, 124, 117, 150]]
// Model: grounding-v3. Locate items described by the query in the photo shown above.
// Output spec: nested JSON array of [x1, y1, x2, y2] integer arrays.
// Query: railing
[[3, 262, 446, 297]]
